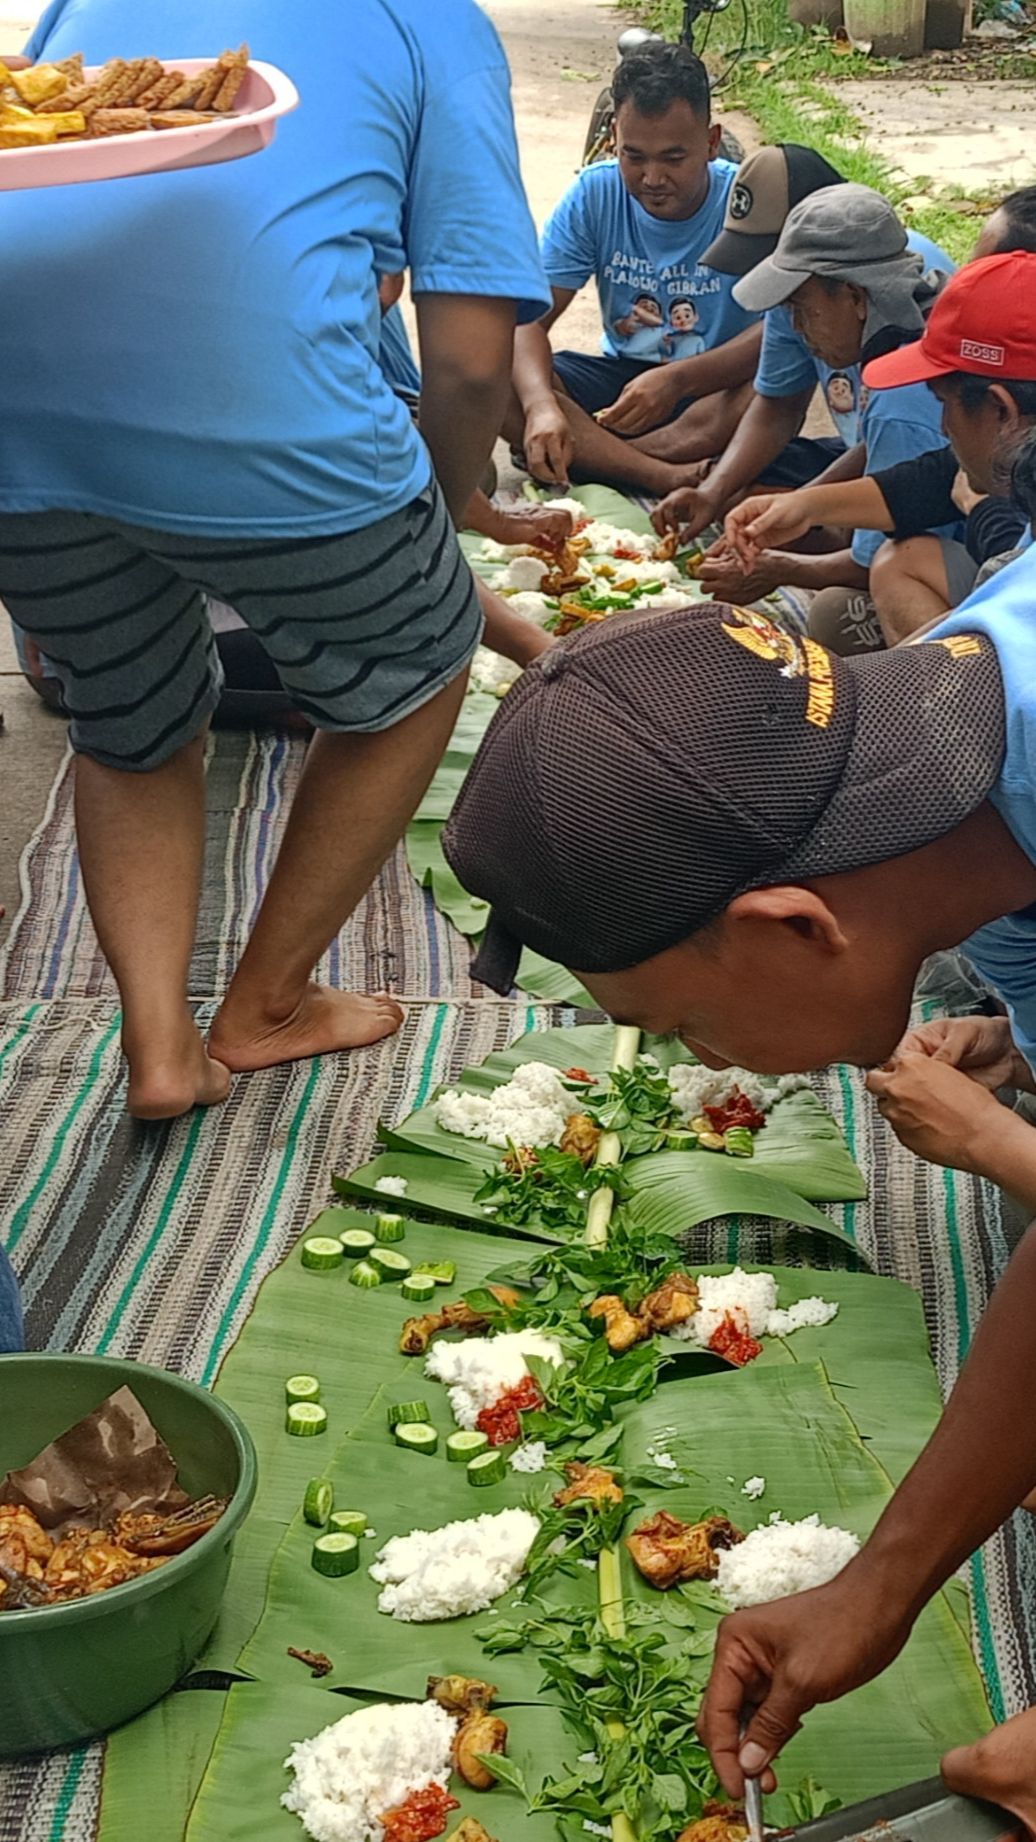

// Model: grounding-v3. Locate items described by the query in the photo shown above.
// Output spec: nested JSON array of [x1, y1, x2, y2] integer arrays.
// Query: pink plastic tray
[[0, 57, 299, 190]]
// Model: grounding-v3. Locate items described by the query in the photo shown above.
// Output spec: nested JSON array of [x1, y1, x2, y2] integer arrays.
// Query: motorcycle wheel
[[583, 86, 615, 165], [717, 123, 745, 162]]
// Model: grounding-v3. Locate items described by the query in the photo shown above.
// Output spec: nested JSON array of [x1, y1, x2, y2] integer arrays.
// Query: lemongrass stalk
[[586, 1021, 643, 1842]]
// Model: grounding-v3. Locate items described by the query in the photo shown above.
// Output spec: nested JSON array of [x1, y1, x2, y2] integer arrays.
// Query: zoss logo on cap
[[730, 183, 753, 221], [960, 338, 1005, 367]]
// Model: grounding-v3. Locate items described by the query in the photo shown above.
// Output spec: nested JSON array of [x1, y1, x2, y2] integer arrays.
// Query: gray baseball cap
[[733, 182, 909, 312]]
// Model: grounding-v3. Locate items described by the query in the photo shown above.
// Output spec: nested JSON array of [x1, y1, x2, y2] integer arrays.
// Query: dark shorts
[[757, 435, 847, 490], [0, 481, 481, 771], [552, 349, 696, 423]]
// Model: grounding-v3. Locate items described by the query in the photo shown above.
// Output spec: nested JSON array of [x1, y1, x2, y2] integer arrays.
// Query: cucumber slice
[[285, 1374, 321, 1406], [394, 1423, 438, 1456], [467, 1448, 506, 1487], [401, 1274, 437, 1305], [413, 1260, 457, 1286], [386, 1400, 431, 1428], [303, 1478, 333, 1526], [301, 1237, 344, 1271], [339, 1227, 376, 1258], [286, 1402, 328, 1437], [369, 1247, 412, 1281], [375, 1212, 406, 1243], [349, 1261, 382, 1289], [329, 1509, 368, 1538], [446, 1430, 489, 1464], [311, 1532, 359, 1577], [724, 1126, 755, 1159], [665, 1131, 699, 1152]]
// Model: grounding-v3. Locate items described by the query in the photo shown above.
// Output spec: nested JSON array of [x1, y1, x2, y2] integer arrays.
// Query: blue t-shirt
[[752, 230, 959, 564], [541, 159, 759, 366], [4, 0, 549, 537], [926, 544, 1036, 1068]]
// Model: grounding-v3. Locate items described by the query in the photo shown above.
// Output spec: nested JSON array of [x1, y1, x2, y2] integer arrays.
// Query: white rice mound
[[424, 1328, 563, 1429], [434, 1060, 572, 1150], [668, 1063, 809, 1124], [373, 1175, 408, 1198], [717, 1513, 860, 1609], [671, 1267, 839, 1346], [370, 1506, 540, 1622], [281, 1698, 456, 1842], [469, 646, 520, 696]]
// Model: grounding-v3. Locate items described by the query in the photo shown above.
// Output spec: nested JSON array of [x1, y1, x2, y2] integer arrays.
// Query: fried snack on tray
[[0, 45, 252, 147]]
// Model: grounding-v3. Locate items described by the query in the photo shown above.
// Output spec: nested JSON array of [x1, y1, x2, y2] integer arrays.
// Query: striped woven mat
[[0, 728, 1033, 1842]]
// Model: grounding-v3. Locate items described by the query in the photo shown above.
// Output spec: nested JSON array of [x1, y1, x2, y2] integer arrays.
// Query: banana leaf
[[620, 1360, 990, 1818], [99, 1687, 228, 1842], [513, 951, 595, 1008], [405, 820, 492, 937], [380, 1022, 618, 1168], [236, 1378, 593, 1703], [184, 1682, 571, 1842], [336, 1152, 561, 1235], [627, 1098, 865, 1211], [626, 1156, 863, 1261]]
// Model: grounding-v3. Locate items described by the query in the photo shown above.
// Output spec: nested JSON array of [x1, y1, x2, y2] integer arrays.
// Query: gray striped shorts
[[0, 481, 481, 770]]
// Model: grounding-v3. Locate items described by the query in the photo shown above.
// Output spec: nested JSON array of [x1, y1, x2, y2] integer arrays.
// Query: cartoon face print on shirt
[[826, 372, 856, 419], [663, 295, 706, 360], [613, 292, 667, 358]]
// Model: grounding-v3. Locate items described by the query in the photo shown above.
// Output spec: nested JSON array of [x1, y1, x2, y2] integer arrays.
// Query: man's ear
[[847, 281, 869, 324], [987, 382, 1023, 430], [707, 122, 722, 160], [725, 885, 850, 953]]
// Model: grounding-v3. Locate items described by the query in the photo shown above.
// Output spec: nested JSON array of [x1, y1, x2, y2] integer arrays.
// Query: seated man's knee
[[808, 585, 884, 656]]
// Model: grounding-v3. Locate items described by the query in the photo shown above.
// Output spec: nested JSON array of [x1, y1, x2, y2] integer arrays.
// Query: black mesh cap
[[442, 607, 1005, 994]]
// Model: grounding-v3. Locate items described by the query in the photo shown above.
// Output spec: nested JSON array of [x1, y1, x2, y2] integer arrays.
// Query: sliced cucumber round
[[286, 1374, 321, 1406], [349, 1260, 382, 1289], [329, 1509, 368, 1539], [401, 1274, 437, 1305], [369, 1247, 412, 1281], [394, 1422, 438, 1456], [386, 1400, 431, 1428], [375, 1212, 406, 1243], [339, 1227, 376, 1258], [665, 1131, 699, 1152], [311, 1532, 359, 1577], [446, 1429, 490, 1464], [286, 1402, 328, 1437], [413, 1260, 456, 1287], [467, 1448, 506, 1487], [303, 1478, 333, 1526], [301, 1237, 344, 1271]]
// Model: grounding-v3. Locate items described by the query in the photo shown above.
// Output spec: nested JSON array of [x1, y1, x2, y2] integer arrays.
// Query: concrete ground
[[830, 76, 1036, 194]]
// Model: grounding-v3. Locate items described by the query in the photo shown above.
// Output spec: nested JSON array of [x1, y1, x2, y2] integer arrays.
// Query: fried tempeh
[[134, 71, 183, 110], [87, 107, 151, 137], [150, 109, 217, 130]]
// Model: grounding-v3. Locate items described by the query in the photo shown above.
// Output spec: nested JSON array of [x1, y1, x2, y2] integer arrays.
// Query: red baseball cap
[[863, 250, 1036, 390]]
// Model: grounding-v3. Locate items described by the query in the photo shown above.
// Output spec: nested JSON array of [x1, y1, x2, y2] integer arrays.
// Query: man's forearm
[[421, 379, 509, 526], [698, 391, 813, 518], [851, 1217, 1036, 1626], [813, 440, 866, 486], [777, 547, 870, 592], [668, 324, 764, 400], [513, 321, 559, 416], [416, 294, 517, 525]]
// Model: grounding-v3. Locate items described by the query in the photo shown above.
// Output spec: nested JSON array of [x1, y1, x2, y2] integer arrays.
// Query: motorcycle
[[583, 0, 747, 168]]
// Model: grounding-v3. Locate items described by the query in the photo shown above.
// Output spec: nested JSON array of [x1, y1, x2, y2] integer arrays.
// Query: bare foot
[[209, 984, 404, 1073], [125, 1024, 232, 1122], [943, 1709, 1036, 1836]]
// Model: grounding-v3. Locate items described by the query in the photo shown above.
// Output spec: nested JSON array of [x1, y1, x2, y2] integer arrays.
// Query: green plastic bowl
[[0, 1354, 257, 1757]]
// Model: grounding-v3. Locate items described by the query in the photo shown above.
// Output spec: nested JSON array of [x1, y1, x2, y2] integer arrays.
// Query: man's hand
[[951, 468, 985, 518], [481, 503, 574, 552], [697, 540, 783, 604], [892, 1015, 1034, 1094], [725, 491, 814, 567], [523, 400, 573, 488], [652, 484, 718, 544], [943, 1709, 1036, 1837], [597, 366, 684, 438], [699, 1573, 912, 1798], [866, 1053, 1012, 1174]]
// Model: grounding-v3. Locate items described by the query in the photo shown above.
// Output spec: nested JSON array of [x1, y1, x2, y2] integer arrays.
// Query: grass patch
[[621, 0, 1000, 259]]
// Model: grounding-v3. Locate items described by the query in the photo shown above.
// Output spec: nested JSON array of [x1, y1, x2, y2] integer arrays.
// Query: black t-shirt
[[874, 445, 1025, 565]]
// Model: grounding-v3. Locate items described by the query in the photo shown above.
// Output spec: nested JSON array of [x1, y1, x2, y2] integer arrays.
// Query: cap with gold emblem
[[441, 605, 1005, 993], [703, 144, 845, 277]]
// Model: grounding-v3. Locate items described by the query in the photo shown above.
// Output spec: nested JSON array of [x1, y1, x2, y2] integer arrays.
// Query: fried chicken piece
[[447, 1823, 498, 1842], [625, 1511, 744, 1590], [0, 1506, 55, 1568], [559, 1111, 601, 1167], [655, 530, 680, 563], [400, 1285, 521, 1354], [553, 1462, 623, 1508], [426, 1675, 497, 1714], [588, 1292, 649, 1354], [677, 1804, 749, 1842], [453, 1711, 508, 1789], [45, 1528, 155, 1597], [502, 1144, 538, 1175], [640, 1271, 699, 1334]]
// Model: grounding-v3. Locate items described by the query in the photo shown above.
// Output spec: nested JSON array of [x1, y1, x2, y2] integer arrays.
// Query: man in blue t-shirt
[[440, 546, 1036, 1834], [1, 0, 549, 1120], [508, 42, 762, 499]]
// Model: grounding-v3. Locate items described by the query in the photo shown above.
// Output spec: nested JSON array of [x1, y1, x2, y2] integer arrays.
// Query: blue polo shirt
[[541, 158, 759, 366], [927, 543, 1036, 1069], [2, 0, 549, 537]]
